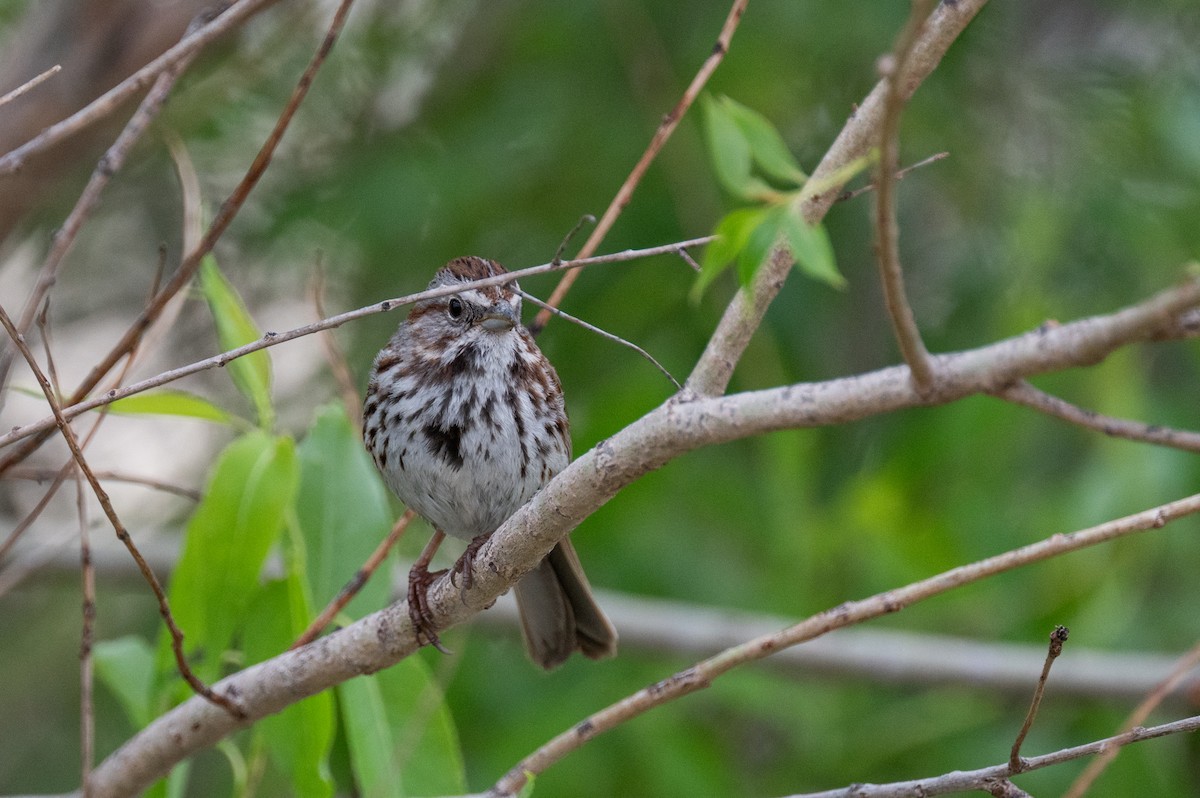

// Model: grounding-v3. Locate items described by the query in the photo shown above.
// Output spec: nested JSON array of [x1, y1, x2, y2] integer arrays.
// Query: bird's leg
[[407, 529, 451, 653], [451, 531, 492, 596]]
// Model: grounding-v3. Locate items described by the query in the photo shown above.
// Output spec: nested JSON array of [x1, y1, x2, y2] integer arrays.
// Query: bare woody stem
[[0, 304, 243, 719], [872, 0, 938, 391], [1063, 638, 1200, 798], [1009, 625, 1069, 771], [0, 63, 62, 108], [0, 0, 356, 477], [686, 0, 990, 397], [528, 0, 749, 335], [290, 509, 416, 650], [490, 501, 1189, 796], [995, 379, 1200, 453], [0, 238, 713, 452], [77, 473, 96, 797], [0, 21, 203, 401], [79, 274, 1200, 798], [793, 713, 1200, 798], [0, 0, 282, 175]]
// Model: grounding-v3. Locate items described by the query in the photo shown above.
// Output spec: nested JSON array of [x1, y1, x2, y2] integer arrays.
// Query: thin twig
[[1063, 638, 1200, 798], [685, 0, 989, 397], [6, 467, 202, 501], [36, 302, 63, 404], [490, 494, 1200, 796], [77, 469, 96, 797], [0, 342, 161, 562], [517, 289, 681, 389], [0, 0, 357, 477], [873, 0, 937, 392], [21, 536, 1200, 704], [677, 246, 702, 273], [310, 262, 362, 424], [0, 238, 714, 451], [0, 303, 244, 719], [835, 151, 949, 203], [73, 277, 1200, 796], [290, 509, 416, 650], [789, 714, 1200, 798], [0, 246, 167, 562], [0, 0, 278, 175], [987, 780, 1033, 798], [42, 309, 99, 798], [1010, 625, 1069, 771], [0, 458, 71, 561], [0, 63, 62, 108], [0, 24, 202, 392], [996, 379, 1200, 453], [474, 593, 1200, 703], [528, 0, 748, 335], [552, 214, 596, 265]]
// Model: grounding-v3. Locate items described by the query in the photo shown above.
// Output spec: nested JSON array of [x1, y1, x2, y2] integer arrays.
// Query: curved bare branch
[[80, 274, 1200, 798]]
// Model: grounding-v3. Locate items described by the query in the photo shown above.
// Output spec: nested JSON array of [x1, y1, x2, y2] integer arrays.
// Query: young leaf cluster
[[696, 95, 843, 298]]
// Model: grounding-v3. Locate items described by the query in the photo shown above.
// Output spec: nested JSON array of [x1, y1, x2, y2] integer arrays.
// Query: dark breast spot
[[479, 393, 499, 430], [450, 342, 480, 376], [423, 424, 465, 470]]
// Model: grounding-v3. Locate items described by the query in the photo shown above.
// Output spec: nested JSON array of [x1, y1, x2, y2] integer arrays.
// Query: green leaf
[[338, 658, 466, 798], [693, 207, 769, 301], [245, 579, 334, 798], [803, 151, 875, 198], [198, 255, 274, 429], [297, 405, 395, 619], [162, 431, 297, 679], [721, 96, 807, 185], [94, 636, 156, 728], [782, 209, 845, 288], [702, 94, 755, 198], [107, 390, 235, 425], [737, 205, 787, 286], [375, 657, 466, 796], [339, 676, 405, 798]]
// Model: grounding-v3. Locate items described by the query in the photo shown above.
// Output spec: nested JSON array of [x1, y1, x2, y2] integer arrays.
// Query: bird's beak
[[478, 302, 517, 332]]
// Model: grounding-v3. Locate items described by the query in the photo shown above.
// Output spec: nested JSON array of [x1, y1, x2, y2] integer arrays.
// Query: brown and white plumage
[[363, 257, 616, 668]]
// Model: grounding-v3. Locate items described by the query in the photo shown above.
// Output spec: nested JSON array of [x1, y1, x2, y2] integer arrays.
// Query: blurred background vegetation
[[2, 0, 1200, 795]]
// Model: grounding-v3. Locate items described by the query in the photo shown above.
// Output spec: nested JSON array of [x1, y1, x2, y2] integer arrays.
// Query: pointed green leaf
[[375, 657, 466, 795], [297, 405, 394, 619], [107, 390, 235, 425], [339, 675, 405, 798], [721, 96, 807, 185], [245, 578, 334, 798], [162, 431, 297, 679], [199, 255, 274, 429], [782, 209, 845, 288], [693, 207, 769, 301], [737, 205, 787, 286], [702, 94, 754, 198], [337, 657, 466, 798], [94, 636, 157, 728]]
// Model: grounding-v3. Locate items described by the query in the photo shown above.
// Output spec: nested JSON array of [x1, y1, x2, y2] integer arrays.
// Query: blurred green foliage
[[3, 0, 1200, 796]]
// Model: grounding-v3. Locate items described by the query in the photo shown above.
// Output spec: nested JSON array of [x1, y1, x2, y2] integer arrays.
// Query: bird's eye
[[447, 298, 464, 320]]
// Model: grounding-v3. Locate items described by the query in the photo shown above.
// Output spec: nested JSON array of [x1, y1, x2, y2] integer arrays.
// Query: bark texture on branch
[[82, 276, 1200, 798]]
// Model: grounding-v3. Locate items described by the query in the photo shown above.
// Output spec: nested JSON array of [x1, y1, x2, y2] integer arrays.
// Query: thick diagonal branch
[[80, 276, 1200, 798]]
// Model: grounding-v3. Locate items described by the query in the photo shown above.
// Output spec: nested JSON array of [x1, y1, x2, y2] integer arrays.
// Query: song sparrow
[[363, 256, 617, 669]]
